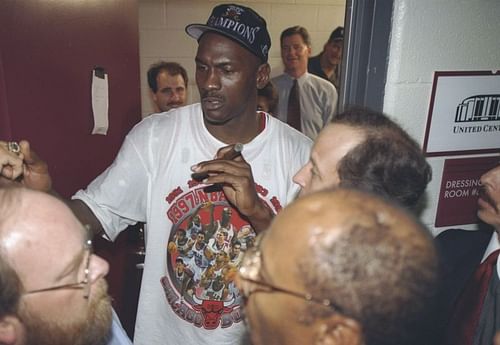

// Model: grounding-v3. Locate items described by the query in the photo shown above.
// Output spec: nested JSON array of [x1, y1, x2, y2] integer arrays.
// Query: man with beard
[[0, 187, 113, 345], [437, 163, 500, 345], [6, 3, 311, 344]]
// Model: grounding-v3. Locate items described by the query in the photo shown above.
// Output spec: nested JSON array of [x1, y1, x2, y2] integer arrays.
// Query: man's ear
[[313, 314, 363, 345], [150, 91, 160, 113], [0, 315, 23, 345], [256, 63, 271, 89]]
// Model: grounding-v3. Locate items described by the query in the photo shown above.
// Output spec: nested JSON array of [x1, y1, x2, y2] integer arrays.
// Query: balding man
[[294, 107, 432, 210], [0, 187, 113, 345], [237, 188, 439, 345]]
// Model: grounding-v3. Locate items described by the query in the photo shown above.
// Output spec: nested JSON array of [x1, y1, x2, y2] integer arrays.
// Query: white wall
[[139, 0, 345, 116], [384, 0, 500, 235]]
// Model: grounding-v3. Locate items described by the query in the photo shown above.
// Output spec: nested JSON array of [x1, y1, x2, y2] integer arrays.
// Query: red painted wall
[[0, 0, 142, 337], [0, 0, 141, 197]]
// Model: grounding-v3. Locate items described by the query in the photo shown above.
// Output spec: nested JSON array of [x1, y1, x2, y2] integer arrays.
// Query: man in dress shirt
[[437, 163, 500, 345], [272, 26, 338, 140]]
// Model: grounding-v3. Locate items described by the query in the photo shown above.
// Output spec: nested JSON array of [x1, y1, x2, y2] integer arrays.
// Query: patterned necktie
[[445, 249, 500, 345], [287, 79, 301, 131]]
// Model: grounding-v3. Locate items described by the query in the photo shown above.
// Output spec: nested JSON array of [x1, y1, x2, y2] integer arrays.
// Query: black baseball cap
[[328, 26, 344, 42], [185, 3, 271, 63]]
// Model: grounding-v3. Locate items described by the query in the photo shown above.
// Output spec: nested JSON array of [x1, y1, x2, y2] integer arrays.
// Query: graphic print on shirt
[[161, 179, 282, 330]]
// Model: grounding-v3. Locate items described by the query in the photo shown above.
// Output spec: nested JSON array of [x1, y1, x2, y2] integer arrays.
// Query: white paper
[[91, 70, 109, 135]]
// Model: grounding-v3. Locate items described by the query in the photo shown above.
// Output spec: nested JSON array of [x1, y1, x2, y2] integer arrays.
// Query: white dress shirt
[[272, 72, 338, 140]]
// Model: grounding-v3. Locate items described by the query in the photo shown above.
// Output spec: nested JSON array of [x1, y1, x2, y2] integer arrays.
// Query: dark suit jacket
[[435, 226, 494, 344]]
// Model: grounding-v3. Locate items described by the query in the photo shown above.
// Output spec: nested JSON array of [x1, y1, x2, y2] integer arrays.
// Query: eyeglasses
[[237, 234, 344, 313], [24, 237, 93, 299]]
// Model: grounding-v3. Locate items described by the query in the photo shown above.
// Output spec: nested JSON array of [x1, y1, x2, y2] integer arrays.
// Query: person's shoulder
[[304, 73, 337, 96], [267, 115, 312, 146], [436, 227, 494, 270], [310, 54, 321, 61], [308, 54, 321, 67], [436, 227, 494, 248], [271, 73, 288, 85], [134, 103, 201, 131], [307, 72, 335, 87]]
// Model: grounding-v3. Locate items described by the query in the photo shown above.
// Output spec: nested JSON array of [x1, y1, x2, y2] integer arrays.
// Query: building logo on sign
[[455, 94, 500, 122]]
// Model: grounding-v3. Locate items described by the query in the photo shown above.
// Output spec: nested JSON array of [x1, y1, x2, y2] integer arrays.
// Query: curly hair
[[333, 107, 432, 209]]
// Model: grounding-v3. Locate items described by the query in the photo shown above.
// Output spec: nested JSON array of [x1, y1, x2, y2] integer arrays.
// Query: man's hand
[[18, 140, 52, 192], [0, 140, 53, 192], [0, 141, 24, 184], [191, 144, 273, 232]]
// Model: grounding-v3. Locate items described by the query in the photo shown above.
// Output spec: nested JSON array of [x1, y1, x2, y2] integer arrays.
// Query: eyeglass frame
[[23, 234, 93, 299], [237, 233, 345, 313]]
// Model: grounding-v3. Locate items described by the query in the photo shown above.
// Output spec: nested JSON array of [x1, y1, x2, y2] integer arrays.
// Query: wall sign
[[423, 71, 500, 157], [435, 156, 499, 227]]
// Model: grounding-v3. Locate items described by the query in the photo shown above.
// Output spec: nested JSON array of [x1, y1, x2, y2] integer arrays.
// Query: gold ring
[[7, 141, 21, 155]]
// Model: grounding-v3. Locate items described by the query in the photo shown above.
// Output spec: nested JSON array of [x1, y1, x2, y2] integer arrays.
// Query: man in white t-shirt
[[12, 4, 311, 345]]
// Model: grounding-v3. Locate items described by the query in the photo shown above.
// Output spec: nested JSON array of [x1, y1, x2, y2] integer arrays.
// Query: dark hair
[[257, 81, 278, 114], [299, 189, 438, 345], [280, 26, 311, 47], [332, 107, 432, 209], [147, 61, 188, 92], [0, 188, 23, 317]]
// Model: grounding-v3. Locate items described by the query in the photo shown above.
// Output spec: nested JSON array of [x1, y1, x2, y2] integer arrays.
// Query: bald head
[[0, 188, 86, 268], [0, 187, 89, 311], [293, 108, 432, 210], [0, 187, 112, 345], [243, 188, 438, 345]]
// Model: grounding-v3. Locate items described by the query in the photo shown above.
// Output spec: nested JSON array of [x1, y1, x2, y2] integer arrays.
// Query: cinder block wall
[[139, 0, 346, 116], [383, 0, 500, 235]]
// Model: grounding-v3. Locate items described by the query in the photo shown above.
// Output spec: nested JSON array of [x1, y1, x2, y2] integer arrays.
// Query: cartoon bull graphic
[[192, 294, 235, 329]]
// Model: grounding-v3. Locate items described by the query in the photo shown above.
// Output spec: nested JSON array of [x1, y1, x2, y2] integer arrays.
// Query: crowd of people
[[1, 3, 499, 345], [146, 18, 344, 141]]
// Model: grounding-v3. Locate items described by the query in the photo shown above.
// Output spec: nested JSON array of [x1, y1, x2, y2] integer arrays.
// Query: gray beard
[[20, 283, 112, 345]]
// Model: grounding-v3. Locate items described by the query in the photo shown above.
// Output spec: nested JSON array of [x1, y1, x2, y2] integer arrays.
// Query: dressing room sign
[[435, 156, 499, 227]]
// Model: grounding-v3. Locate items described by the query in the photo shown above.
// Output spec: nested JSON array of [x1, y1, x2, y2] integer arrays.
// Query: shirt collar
[[482, 231, 500, 277]]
